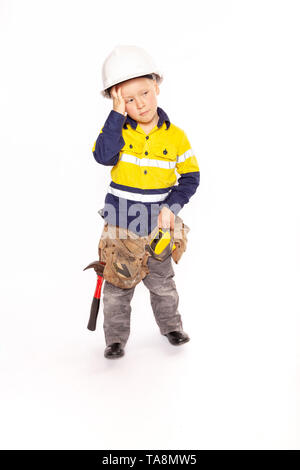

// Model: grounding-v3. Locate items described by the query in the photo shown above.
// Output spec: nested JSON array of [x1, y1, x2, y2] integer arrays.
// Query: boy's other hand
[[111, 85, 126, 116], [158, 206, 175, 230]]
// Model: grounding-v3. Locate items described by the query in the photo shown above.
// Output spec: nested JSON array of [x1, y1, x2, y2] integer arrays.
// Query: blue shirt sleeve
[[160, 171, 200, 215], [92, 110, 126, 166]]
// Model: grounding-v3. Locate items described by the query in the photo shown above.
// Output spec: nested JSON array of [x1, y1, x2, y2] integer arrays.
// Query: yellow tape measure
[[150, 228, 176, 255]]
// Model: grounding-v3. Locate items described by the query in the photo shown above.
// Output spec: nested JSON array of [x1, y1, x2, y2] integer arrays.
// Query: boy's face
[[115, 76, 160, 124]]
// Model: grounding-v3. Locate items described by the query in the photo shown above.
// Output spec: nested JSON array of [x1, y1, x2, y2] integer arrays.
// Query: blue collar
[[123, 106, 171, 130]]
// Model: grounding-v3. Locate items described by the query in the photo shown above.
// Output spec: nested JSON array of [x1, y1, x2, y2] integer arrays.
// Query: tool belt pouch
[[171, 216, 190, 264], [98, 224, 150, 289]]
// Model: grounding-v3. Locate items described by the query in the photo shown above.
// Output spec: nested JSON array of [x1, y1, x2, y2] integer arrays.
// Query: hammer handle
[[87, 275, 104, 331]]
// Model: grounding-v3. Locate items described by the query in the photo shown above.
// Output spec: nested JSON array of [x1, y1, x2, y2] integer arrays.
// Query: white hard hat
[[101, 45, 163, 98]]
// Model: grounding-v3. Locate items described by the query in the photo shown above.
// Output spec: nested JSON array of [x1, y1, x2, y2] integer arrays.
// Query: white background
[[0, 0, 299, 450]]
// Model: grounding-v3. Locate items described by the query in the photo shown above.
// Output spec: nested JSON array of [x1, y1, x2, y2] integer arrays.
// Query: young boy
[[92, 45, 200, 359]]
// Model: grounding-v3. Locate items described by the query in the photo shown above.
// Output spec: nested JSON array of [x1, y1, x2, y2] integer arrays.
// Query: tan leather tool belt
[[98, 216, 190, 289]]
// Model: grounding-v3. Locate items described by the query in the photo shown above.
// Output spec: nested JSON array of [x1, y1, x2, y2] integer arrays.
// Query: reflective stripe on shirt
[[177, 148, 195, 163], [119, 153, 177, 169], [107, 185, 171, 203]]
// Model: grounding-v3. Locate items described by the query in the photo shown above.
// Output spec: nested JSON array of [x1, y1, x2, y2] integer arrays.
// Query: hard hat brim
[[101, 71, 163, 98]]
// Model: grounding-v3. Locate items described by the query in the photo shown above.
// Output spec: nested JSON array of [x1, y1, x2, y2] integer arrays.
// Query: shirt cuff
[[104, 110, 127, 134]]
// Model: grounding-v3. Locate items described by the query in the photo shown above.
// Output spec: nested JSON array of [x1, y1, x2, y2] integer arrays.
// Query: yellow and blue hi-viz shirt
[[92, 107, 200, 235]]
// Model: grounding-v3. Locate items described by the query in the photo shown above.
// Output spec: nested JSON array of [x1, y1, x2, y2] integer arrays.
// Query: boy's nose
[[136, 98, 145, 109]]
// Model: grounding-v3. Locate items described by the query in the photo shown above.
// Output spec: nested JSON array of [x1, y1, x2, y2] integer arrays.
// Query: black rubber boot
[[164, 331, 190, 346], [104, 342, 125, 359]]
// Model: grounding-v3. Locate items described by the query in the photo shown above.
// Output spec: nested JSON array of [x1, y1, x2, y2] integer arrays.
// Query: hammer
[[83, 261, 106, 331]]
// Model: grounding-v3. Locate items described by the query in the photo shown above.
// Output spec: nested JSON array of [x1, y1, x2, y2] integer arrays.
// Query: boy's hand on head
[[158, 206, 175, 230], [111, 85, 126, 116]]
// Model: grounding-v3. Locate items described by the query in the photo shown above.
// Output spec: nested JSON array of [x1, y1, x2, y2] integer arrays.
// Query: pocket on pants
[[147, 254, 175, 278]]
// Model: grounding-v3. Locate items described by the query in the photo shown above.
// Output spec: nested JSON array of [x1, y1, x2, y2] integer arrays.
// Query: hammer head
[[83, 260, 105, 275]]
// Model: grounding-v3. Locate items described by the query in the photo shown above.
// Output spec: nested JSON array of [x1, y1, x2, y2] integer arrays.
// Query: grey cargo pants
[[102, 254, 183, 347]]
